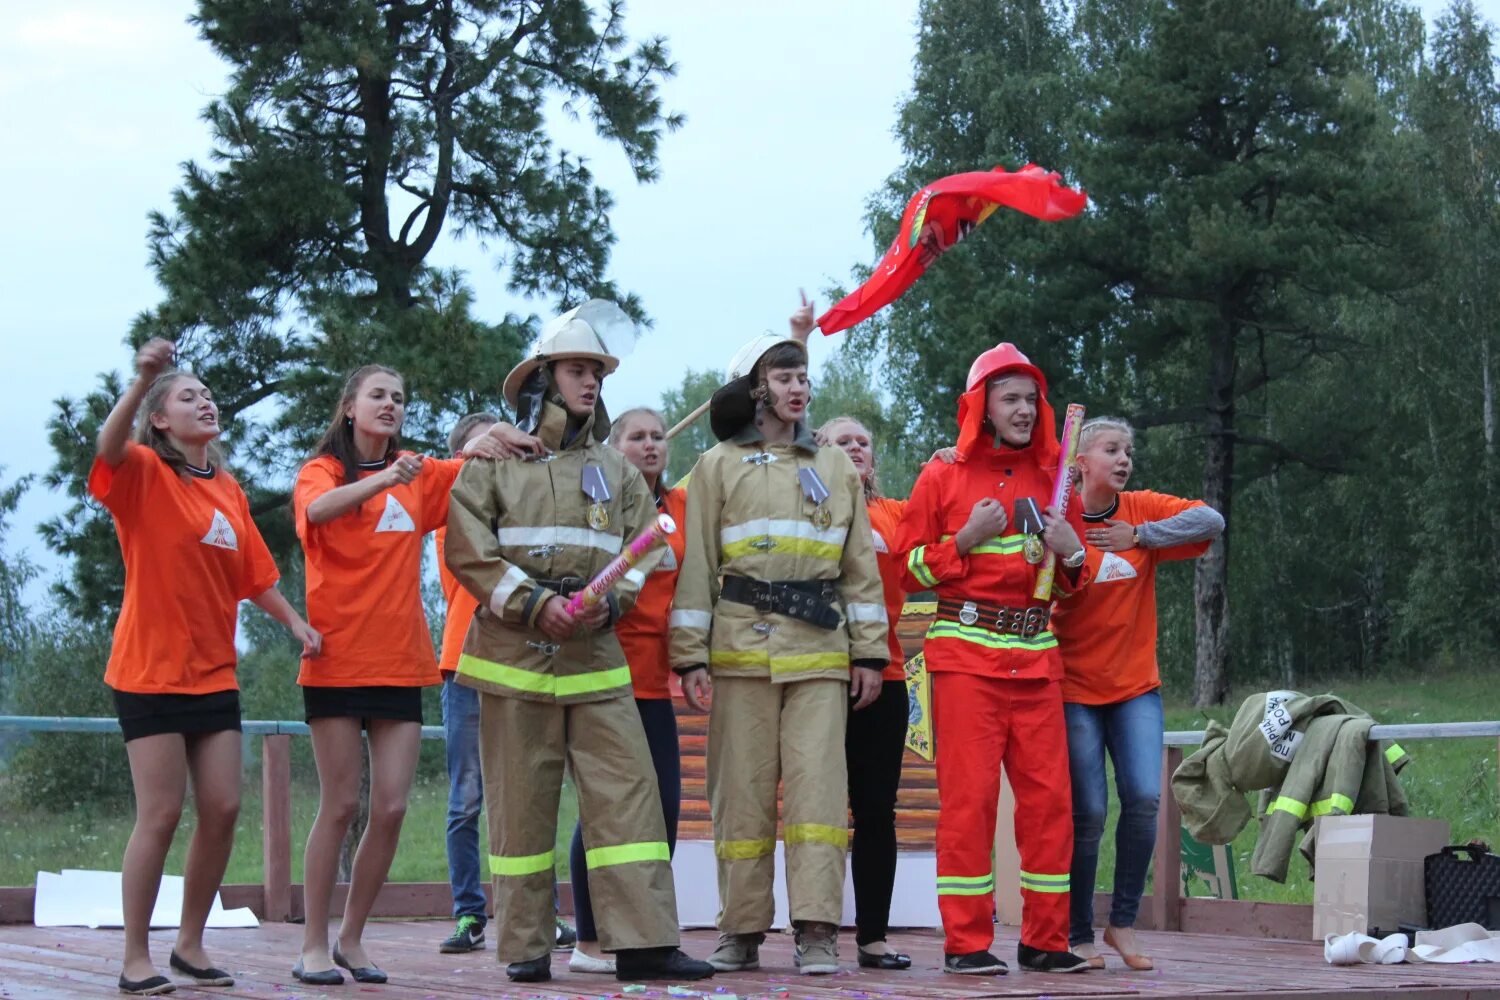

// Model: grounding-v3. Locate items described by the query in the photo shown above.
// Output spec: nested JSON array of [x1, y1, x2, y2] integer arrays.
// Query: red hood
[[955, 346, 1059, 467]]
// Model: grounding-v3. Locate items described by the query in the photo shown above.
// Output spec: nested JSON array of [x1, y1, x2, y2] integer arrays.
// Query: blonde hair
[[816, 415, 879, 501], [608, 407, 667, 446], [133, 371, 224, 477], [1078, 416, 1135, 453]]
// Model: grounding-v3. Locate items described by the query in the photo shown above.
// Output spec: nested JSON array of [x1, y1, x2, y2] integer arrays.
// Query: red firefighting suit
[[895, 343, 1092, 957]]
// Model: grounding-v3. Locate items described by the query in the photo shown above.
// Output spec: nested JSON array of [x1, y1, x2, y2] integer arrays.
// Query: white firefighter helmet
[[725, 333, 802, 383], [502, 299, 634, 407]]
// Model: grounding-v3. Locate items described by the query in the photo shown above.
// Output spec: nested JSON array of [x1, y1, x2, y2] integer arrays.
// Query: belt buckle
[[752, 582, 776, 614], [958, 601, 979, 626], [1022, 607, 1046, 639], [557, 576, 584, 597], [999, 607, 1026, 635]]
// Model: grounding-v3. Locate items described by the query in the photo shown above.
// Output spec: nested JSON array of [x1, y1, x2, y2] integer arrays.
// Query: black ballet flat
[[117, 973, 175, 995], [858, 947, 913, 970], [291, 960, 344, 986], [333, 943, 388, 984], [169, 951, 234, 987]]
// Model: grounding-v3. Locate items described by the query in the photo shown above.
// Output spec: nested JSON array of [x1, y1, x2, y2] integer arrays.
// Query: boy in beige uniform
[[445, 302, 712, 985], [670, 335, 889, 975]]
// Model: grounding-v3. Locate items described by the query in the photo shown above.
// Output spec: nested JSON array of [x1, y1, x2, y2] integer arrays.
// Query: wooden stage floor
[[2, 922, 1497, 1000]]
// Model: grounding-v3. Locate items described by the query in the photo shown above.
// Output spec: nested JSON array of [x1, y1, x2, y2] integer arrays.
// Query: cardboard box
[[1313, 814, 1451, 939]]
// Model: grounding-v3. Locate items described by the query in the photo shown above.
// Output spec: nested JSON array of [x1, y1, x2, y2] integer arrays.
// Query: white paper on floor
[[670, 841, 940, 930], [33, 869, 258, 929]]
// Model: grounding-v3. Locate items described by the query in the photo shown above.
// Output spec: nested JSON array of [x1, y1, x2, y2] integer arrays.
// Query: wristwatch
[[1062, 546, 1086, 569]]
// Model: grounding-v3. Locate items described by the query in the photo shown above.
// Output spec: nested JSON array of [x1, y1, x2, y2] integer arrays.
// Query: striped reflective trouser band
[[784, 823, 848, 849], [936, 872, 994, 896], [490, 849, 554, 876], [1267, 792, 1355, 821], [584, 841, 671, 870], [1019, 870, 1070, 894], [716, 837, 776, 860], [456, 654, 630, 698]]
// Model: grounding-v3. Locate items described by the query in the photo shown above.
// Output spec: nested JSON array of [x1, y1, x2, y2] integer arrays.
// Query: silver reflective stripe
[[845, 602, 888, 623], [670, 609, 713, 630], [496, 526, 623, 555], [624, 568, 647, 588], [490, 565, 530, 614], [871, 529, 890, 553], [720, 518, 847, 547]]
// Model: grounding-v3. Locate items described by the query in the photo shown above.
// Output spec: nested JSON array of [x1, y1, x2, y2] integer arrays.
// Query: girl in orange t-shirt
[[816, 414, 917, 971], [289, 364, 510, 986], [565, 407, 687, 974], [1051, 417, 1223, 971], [92, 338, 318, 995]]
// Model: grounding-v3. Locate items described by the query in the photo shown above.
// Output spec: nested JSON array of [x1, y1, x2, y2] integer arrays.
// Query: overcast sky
[[1, 0, 1493, 598]]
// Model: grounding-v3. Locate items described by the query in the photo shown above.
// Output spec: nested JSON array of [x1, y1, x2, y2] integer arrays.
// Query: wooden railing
[[3, 715, 1497, 934]]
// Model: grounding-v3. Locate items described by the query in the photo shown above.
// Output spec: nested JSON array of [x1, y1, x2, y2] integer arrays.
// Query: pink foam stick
[[565, 513, 677, 616], [1031, 403, 1086, 601]]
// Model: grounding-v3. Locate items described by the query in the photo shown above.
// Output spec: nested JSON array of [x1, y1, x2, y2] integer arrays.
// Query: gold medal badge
[[1023, 534, 1046, 564], [587, 501, 609, 531], [810, 503, 833, 530]]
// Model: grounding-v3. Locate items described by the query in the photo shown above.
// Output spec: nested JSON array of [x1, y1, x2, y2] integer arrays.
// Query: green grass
[[5, 771, 580, 889], [1087, 669, 1500, 905], [5, 670, 1496, 907]]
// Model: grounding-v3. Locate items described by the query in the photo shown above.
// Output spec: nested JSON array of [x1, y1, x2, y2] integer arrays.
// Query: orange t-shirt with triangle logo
[[616, 485, 688, 699], [89, 443, 281, 695], [1052, 490, 1211, 705], [293, 453, 463, 688]]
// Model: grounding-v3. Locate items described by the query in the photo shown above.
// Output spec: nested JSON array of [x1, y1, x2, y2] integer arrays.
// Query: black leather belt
[[936, 598, 1051, 639], [537, 576, 585, 597], [720, 575, 840, 631]]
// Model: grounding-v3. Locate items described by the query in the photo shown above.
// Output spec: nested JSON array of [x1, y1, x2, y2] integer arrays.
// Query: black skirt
[[111, 688, 242, 743], [302, 685, 424, 727]]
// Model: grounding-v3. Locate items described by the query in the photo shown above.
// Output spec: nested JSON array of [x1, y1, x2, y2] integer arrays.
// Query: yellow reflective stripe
[[489, 850, 554, 876], [924, 621, 1058, 651], [585, 841, 670, 870], [1385, 743, 1406, 763], [1267, 795, 1308, 820], [784, 823, 848, 849], [1310, 793, 1354, 817], [456, 655, 629, 698], [709, 650, 850, 674], [716, 837, 776, 860], [1019, 870, 1070, 894], [458, 654, 554, 694], [556, 665, 632, 697], [908, 546, 938, 587], [966, 534, 1027, 556], [723, 536, 843, 561], [936, 872, 995, 896]]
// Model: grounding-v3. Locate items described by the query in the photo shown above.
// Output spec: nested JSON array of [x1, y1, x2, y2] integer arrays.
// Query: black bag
[[1425, 842, 1500, 931]]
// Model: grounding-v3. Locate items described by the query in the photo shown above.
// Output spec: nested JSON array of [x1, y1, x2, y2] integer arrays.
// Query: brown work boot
[[706, 932, 763, 972], [793, 921, 840, 975]]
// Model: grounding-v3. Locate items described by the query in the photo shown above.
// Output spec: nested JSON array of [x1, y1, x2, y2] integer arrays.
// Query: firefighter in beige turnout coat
[[670, 335, 889, 975], [444, 302, 712, 985]]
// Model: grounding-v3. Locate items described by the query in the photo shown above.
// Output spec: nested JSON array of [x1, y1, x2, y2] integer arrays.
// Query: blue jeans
[[442, 676, 487, 921], [1065, 689, 1162, 944]]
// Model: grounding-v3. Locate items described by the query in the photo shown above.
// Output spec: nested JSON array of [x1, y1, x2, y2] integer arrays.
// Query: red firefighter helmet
[[955, 342, 1057, 464], [966, 342, 1048, 394]]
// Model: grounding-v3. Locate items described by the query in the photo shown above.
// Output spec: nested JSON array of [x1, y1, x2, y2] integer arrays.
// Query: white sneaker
[[568, 946, 616, 974]]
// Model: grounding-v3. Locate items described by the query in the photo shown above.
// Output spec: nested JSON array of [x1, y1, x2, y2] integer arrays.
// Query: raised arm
[[97, 338, 175, 465]]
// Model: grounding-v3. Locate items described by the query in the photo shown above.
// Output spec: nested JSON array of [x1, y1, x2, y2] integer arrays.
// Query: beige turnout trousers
[[479, 691, 680, 961], [708, 676, 849, 931]]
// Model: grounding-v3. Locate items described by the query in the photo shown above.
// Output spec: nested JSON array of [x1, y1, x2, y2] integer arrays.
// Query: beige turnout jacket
[[669, 423, 889, 682], [445, 403, 662, 703]]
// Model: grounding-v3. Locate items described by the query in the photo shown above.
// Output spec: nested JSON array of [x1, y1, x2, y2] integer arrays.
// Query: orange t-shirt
[[866, 496, 909, 681], [435, 525, 479, 678], [618, 485, 688, 699], [1052, 490, 1211, 705], [89, 443, 280, 695], [293, 453, 462, 687]]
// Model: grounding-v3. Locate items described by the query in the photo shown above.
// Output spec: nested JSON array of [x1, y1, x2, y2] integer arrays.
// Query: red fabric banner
[[817, 164, 1087, 335]]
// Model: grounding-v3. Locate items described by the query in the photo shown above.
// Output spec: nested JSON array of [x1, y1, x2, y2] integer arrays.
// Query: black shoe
[[506, 955, 552, 982], [291, 961, 344, 986], [858, 945, 912, 970], [1017, 943, 1091, 973], [554, 917, 577, 950], [440, 915, 486, 953], [117, 974, 175, 996], [168, 951, 233, 986], [944, 950, 1008, 975], [332, 943, 388, 984], [615, 946, 716, 982]]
